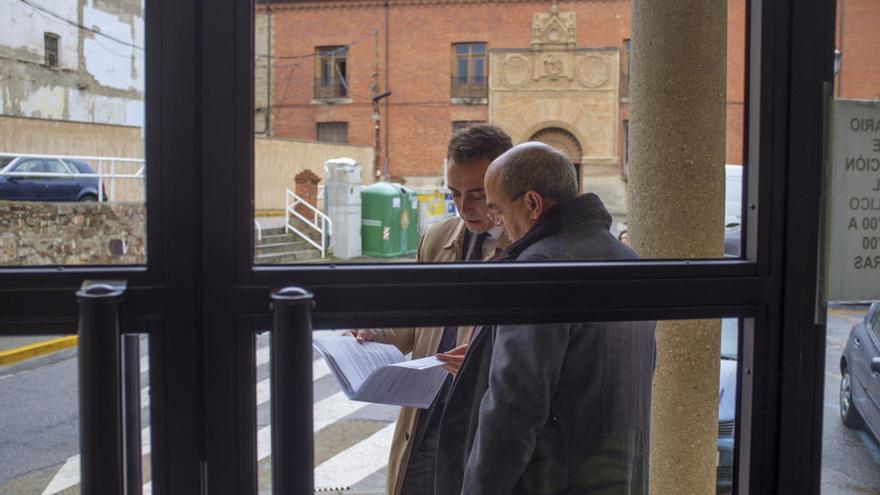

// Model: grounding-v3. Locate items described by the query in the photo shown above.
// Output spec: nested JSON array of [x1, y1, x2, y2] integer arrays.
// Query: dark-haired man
[[436, 142, 656, 495], [344, 124, 512, 495]]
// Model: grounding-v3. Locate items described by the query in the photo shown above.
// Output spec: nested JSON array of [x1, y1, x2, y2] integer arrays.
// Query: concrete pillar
[[294, 169, 321, 218], [628, 1, 727, 493]]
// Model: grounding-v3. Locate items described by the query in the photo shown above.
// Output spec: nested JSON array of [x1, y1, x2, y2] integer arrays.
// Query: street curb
[[255, 210, 284, 217], [0, 336, 78, 365]]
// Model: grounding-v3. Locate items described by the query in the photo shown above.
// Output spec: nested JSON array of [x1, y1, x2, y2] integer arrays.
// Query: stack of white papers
[[312, 336, 450, 409]]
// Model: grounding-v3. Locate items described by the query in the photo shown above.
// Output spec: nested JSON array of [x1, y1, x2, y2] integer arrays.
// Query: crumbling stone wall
[[0, 201, 145, 266]]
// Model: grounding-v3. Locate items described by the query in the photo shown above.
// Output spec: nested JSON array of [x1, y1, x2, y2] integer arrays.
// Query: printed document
[[312, 336, 449, 409]]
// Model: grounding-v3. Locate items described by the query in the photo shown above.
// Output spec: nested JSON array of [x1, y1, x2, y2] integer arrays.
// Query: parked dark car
[[0, 156, 106, 202], [840, 302, 880, 441]]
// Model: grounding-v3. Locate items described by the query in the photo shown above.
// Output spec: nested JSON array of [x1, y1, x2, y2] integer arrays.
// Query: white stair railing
[[285, 189, 332, 257], [0, 152, 145, 203], [254, 219, 263, 242]]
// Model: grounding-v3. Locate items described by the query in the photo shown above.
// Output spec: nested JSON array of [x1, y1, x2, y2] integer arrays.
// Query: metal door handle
[[854, 338, 861, 347]]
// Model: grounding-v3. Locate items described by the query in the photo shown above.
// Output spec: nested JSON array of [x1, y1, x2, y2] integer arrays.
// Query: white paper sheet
[[312, 336, 450, 408]]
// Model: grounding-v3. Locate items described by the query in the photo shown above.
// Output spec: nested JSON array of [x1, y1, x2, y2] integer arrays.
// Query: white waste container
[[324, 158, 362, 259]]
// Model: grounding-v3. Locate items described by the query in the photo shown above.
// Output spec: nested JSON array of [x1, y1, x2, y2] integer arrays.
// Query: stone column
[[294, 169, 321, 219], [628, 1, 727, 493]]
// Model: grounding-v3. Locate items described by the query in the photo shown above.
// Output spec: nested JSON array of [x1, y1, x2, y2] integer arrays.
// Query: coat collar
[[442, 217, 469, 253], [500, 193, 612, 260], [441, 217, 510, 260]]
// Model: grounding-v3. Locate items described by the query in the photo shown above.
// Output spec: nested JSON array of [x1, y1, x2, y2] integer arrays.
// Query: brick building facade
[[257, 0, 875, 189]]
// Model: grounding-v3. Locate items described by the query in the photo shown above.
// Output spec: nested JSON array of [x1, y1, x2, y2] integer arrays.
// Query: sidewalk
[[0, 335, 78, 366]]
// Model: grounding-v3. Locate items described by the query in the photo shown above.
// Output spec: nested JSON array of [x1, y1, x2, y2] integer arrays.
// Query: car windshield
[[68, 160, 96, 174], [45, 160, 72, 175], [0, 157, 13, 171]]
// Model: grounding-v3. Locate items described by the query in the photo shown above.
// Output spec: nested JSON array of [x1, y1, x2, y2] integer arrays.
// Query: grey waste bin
[[324, 158, 363, 259]]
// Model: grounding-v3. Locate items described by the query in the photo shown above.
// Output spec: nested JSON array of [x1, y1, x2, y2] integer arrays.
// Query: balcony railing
[[314, 78, 348, 100], [451, 76, 488, 99]]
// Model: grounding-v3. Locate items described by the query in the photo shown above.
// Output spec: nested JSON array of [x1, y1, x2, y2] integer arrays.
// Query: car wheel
[[79, 195, 98, 202], [840, 368, 864, 429]]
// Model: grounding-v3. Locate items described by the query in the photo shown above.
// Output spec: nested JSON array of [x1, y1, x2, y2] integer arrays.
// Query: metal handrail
[[0, 152, 145, 203], [285, 189, 333, 257], [254, 219, 263, 242], [0, 151, 144, 162]]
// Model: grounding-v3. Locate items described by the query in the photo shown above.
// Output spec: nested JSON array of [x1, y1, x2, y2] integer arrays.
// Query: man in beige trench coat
[[344, 124, 512, 495]]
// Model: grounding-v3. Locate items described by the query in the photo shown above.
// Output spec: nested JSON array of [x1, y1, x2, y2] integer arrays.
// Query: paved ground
[[0, 332, 397, 495], [1, 310, 878, 494], [821, 307, 880, 495]]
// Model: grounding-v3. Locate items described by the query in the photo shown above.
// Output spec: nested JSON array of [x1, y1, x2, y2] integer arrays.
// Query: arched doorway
[[529, 127, 583, 190]]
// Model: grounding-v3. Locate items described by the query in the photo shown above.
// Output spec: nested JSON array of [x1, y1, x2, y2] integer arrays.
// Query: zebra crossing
[[39, 331, 400, 495]]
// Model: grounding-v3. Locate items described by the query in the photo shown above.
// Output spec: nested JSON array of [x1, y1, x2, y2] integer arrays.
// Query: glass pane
[[44, 160, 69, 175], [822, 1, 880, 492], [0, 333, 152, 494], [473, 57, 484, 80], [457, 59, 469, 80], [12, 159, 44, 174], [1, 0, 146, 266], [256, 318, 739, 493], [253, 1, 746, 264]]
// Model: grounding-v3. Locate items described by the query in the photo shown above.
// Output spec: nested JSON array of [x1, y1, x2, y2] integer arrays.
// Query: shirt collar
[[486, 225, 504, 240]]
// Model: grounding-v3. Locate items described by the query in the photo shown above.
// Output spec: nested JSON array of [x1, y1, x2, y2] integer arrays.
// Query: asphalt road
[[1, 312, 878, 494]]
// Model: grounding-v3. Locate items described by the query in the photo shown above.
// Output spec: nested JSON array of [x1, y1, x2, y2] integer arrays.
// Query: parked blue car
[[0, 155, 106, 202], [840, 302, 880, 441]]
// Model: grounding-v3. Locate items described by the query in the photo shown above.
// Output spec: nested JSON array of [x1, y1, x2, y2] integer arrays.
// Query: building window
[[451, 43, 487, 100], [452, 121, 486, 132], [623, 120, 630, 174], [317, 122, 348, 144], [44, 33, 59, 68], [315, 46, 348, 99], [622, 39, 631, 96]]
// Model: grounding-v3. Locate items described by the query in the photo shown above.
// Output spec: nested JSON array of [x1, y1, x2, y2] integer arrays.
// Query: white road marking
[[138, 344, 336, 410], [256, 391, 372, 460], [313, 423, 397, 490], [43, 352, 331, 495]]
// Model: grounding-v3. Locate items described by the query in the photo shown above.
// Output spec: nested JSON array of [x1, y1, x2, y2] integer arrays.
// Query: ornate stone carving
[[576, 56, 610, 88], [543, 55, 565, 79], [531, 0, 576, 50], [501, 55, 531, 88], [535, 52, 572, 82], [530, 127, 583, 163]]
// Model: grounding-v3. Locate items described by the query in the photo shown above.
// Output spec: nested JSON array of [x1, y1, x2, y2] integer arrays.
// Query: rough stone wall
[[0, 201, 145, 265]]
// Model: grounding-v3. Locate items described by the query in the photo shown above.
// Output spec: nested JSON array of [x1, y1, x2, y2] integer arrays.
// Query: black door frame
[[0, 0, 834, 493]]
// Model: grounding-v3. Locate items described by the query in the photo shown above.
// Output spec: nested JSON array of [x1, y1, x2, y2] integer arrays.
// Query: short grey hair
[[496, 142, 578, 202]]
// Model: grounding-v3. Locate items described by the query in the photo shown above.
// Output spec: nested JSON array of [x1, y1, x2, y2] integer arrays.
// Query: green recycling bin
[[400, 187, 420, 252], [361, 182, 420, 257]]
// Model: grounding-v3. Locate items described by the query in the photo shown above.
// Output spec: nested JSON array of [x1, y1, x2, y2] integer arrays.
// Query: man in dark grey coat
[[436, 142, 656, 495]]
